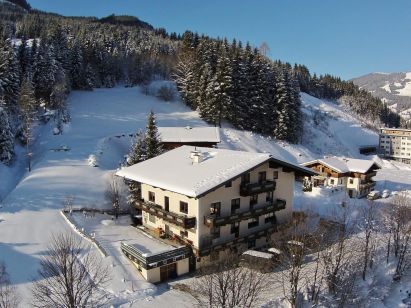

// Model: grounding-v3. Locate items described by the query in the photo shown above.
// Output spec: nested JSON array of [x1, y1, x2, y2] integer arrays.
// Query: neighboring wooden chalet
[[302, 157, 380, 198], [158, 126, 220, 150], [116, 146, 315, 281]]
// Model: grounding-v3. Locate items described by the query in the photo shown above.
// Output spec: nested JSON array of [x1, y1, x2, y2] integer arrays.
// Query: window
[[349, 178, 354, 184], [250, 194, 258, 209], [248, 217, 259, 229], [180, 201, 188, 214], [149, 213, 156, 223], [258, 171, 266, 183], [266, 191, 273, 202], [225, 181, 232, 188], [265, 213, 274, 224], [231, 198, 240, 214], [231, 222, 240, 234], [248, 239, 256, 249], [148, 191, 155, 202], [164, 196, 169, 212], [180, 230, 188, 238], [241, 172, 250, 185], [210, 202, 221, 216], [330, 179, 334, 185], [211, 226, 220, 238], [273, 171, 279, 179]]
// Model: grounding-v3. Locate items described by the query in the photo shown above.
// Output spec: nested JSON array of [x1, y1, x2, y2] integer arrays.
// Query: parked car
[[367, 190, 381, 200], [382, 189, 391, 198]]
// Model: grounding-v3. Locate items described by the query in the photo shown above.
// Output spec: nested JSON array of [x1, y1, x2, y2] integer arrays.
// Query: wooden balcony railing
[[240, 180, 276, 196], [204, 198, 286, 227], [359, 181, 376, 190], [199, 223, 277, 257], [135, 200, 196, 229], [360, 171, 377, 181]]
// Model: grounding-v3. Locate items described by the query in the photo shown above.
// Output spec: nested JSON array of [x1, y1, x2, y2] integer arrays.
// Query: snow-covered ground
[[1, 85, 410, 307]]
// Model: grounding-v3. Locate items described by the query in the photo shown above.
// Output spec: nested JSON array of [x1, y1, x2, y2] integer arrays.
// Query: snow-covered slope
[[351, 71, 411, 117], [0, 85, 410, 307]]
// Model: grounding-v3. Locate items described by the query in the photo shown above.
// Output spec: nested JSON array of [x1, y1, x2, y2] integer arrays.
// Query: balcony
[[240, 180, 276, 197], [204, 198, 286, 227], [199, 222, 277, 257], [360, 171, 377, 181], [135, 200, 196, 229], [359, 181, 376, 190]]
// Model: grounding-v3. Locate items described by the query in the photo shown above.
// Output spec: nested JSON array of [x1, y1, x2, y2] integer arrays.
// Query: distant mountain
[[351, 72, 411, 120]]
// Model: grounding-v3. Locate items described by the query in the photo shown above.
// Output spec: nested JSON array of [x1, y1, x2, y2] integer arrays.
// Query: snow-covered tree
[[145, 111, 162, 159], [0, 106, 14, 164]]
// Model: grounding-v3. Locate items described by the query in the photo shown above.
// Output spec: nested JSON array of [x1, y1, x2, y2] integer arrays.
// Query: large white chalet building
[[116, 146, 315, 281]]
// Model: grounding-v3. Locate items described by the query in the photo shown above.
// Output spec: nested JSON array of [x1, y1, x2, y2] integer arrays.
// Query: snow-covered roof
[[117, 146, 314, 198], [302, 157, 380, 174], [242, 250, 274, 259], [158, 126, 220, 143]]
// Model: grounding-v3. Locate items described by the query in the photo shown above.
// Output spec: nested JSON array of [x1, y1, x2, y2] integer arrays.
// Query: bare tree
[[105, 175, 124, 219], [359, 201, 378, 280], [320, 211, 361, 306], [0, 261, 19, 308], [191, 251, 268, 308], [259, 42, 270, 57], [31, 233, 111, 308], [274, 221, 311, 308]]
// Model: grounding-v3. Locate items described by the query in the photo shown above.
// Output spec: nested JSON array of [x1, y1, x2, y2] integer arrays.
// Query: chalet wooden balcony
[[360, 171, 377, 181], [199, 223, 277, 257], [204, 198, 286, 227], [135, 200, 196, 229], [240, 180, 276, 197], [359, 181, 376, 190]]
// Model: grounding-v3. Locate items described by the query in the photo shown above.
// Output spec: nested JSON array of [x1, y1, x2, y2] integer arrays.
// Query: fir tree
[[0, 106, 14, 164], [145, 111, 162, 159]]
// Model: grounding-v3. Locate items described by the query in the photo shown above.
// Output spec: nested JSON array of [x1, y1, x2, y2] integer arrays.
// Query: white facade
[[379, 128, 411, 164]]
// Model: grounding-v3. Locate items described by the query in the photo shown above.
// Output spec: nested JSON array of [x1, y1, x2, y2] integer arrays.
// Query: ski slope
[[0, 84, 410, 306]]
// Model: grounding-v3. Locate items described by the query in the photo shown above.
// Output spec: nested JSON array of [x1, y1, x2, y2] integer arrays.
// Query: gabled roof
[[116, 146, 316, 198], [302, 157, 380, 174], [158, 126, 220, 143]]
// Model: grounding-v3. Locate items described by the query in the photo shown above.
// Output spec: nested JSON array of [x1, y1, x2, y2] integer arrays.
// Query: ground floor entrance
[[160, 262, 177, 282]]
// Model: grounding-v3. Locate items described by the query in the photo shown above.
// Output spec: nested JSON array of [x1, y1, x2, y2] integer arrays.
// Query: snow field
[[1, 85, 410, 306]]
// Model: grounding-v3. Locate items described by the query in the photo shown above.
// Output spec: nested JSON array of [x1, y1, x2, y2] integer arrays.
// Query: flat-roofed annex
[[116, 146, 315, 198]]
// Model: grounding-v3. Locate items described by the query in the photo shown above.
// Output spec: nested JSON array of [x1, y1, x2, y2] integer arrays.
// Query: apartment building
[[379, 128, 411, 164], [116, 146, 315, 276], [302, 157, 380, 198]]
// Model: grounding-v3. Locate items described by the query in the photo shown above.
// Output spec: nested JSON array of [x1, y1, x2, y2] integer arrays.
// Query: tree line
[[0, 1, 401, 166]]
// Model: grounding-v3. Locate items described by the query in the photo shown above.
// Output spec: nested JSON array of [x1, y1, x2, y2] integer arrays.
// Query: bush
[[156, 85, 175, 101]]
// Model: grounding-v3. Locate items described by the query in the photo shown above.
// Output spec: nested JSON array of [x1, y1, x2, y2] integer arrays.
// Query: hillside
[[1, 84, 410, 306], [351, 72, 411, 120]]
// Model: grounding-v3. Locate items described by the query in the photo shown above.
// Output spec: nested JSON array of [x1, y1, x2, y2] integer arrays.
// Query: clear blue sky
[[29, 0, 411, 80]]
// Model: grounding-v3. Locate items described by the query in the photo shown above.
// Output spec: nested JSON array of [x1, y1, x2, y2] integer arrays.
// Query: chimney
[[192, 153, 203, 164]]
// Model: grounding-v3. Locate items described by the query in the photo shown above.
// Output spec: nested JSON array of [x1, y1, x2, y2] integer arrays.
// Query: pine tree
[[0, 38, 20, 111], [32, 42, 58, 103], [69, 42, 86, 89], [0, 106, 14, 164], [127, 131, 146, 166], [145, 111, 162, 159], [18, 77, 36, 171], [126, 131, 146, 207]]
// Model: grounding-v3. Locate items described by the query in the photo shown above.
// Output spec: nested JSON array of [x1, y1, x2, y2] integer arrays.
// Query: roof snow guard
[[116, 146, 316, 198]]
